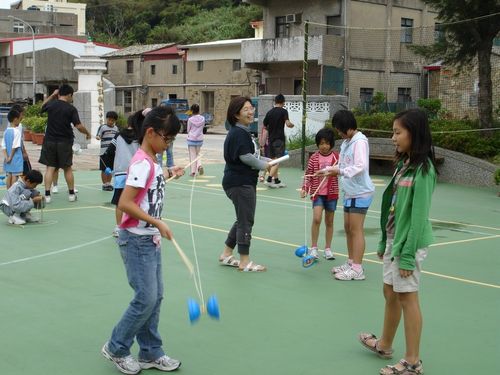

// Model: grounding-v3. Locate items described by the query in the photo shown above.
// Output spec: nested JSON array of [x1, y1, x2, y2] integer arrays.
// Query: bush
[[495, 169, 500, 185], [354, 113, 500, 159], [24, 116, 47, 133], [24, 103, 46, 118], [417, 98, 441, 118], [287, 133, 316, 150]]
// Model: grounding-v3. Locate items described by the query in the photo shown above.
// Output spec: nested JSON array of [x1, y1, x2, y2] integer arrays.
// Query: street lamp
[[8, 15, 36, 105]]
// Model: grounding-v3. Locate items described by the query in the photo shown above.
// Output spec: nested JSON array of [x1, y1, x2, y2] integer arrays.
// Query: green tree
[[411, 1, 500, 129]]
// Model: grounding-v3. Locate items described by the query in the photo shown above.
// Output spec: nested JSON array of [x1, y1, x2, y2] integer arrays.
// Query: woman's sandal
[[219, 255, 240, 267], [358, 333, 394, 359], [379, 359, 423, 375], [238, 261, 267, 272]]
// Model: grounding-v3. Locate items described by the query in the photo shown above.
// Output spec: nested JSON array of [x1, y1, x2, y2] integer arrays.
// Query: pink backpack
[[120, 149, 156, 229]]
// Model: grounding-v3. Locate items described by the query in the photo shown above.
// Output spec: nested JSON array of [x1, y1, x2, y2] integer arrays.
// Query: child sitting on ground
[[301, 128, 339, 260], [0, 169, 44, 225]]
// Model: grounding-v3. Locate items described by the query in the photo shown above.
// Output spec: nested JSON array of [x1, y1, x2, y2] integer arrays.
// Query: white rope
[[188, 153, 205, 306]]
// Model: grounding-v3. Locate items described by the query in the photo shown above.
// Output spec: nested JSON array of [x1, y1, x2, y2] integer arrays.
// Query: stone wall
[[285, 137, 497, 187]]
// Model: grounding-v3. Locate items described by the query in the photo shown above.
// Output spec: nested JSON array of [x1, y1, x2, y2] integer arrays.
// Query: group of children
[[1, 101, 436, 375], [298, 108, 436, 375]]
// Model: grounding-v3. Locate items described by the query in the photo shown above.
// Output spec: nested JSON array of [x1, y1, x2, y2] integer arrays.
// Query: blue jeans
[[108, 230, 165, 361]]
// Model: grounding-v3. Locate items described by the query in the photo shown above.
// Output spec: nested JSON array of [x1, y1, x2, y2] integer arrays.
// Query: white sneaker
[[331, 261, 351, 274], [74, 188, 79, 193], [324, 249, 335, 260], [335, 266, 366, 281], [308, 247, 319, 259], [51, 185, 59, 194], [8, 214, 26, 225], [45, 195, 52, 204], [101, 342, 141, 375], [23, 212, 39, 223], [139, 355, 181, 372], [68, 194, 77, 202]]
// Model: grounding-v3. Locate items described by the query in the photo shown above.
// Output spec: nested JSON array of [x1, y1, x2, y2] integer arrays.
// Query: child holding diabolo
[[319, 110, 375, 281], [101, 106, 181, 374], [96, 111, 119, 191], [0, 169, 44, 225], [300, 127, 339, 260], [358, 109, 437, 375]]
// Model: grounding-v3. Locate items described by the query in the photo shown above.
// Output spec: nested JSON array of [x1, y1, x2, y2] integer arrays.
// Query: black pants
[[224, 185, 256, 255]]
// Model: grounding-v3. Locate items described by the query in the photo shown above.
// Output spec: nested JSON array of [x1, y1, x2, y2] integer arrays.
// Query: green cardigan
[[378, 160, 436, 270]]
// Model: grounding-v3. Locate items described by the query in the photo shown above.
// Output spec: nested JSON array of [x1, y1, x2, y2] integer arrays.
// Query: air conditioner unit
[[286, 13, 302, 24]]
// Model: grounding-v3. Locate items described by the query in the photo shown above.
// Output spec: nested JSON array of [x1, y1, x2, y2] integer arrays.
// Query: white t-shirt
[[1, 126, 22, 150], [125, 159, 165, 235]]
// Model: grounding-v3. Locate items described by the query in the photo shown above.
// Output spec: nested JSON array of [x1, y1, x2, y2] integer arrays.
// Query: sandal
[[380, 359, 423, 375], [219, 255, 240, 267], [358, 333, 394, 359], [238, 261, 267, 272]]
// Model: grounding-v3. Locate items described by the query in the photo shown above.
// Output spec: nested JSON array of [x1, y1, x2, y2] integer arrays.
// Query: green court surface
[[0, 166, 498, 375]]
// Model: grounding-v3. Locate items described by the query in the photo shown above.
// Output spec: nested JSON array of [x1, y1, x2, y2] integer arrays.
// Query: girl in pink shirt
[[301, 128, 339, 260]]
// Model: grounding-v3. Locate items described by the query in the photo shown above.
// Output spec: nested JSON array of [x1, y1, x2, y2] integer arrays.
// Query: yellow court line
[[430, 234, 500, 247], [171, 181, 500, 232], [361, 258, 500, 289], [163, 217, 500, 289]]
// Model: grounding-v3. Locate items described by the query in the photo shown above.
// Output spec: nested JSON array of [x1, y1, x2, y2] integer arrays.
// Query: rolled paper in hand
[[268, 154, 290, 166]]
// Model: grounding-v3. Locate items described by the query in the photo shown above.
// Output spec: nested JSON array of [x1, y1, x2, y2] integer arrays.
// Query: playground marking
[[0, 236, 111, 267]]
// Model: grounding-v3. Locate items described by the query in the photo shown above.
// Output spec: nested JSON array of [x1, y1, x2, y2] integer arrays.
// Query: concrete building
[[180, 39, 259, 126], [424, 47, 500, 120], [242, 0, 439, 109], [9, 0, 86, 36], [103, 44, 185, 115], [0, 35, 117, 102], [0, 8, 78, 37]]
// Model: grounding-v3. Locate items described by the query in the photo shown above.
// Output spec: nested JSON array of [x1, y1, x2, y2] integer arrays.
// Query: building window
[[360, 88, 374, 104], [434, 23, 444, 42], [197, 61, 204, 71], [151, 65, 156, 75], [126, 60, 134, 74], [232, 59, 241, 71], [168, 93, 177, 99], [152, 98, 158, 107], [326, 15, 342, 36], [201, 91, 214, 114], [13, 21, 24, 33], [397, 88, 412, 103], [116, 91, 123, 106], [401, 18, 413, 43], [275, 16, 289, 38], [25, 57, 33, 68], [124, 90, 133, 112], [172, 64, 177, 74]]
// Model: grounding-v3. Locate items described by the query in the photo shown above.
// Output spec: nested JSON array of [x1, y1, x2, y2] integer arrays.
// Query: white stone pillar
[[73, 41, 107, 149]]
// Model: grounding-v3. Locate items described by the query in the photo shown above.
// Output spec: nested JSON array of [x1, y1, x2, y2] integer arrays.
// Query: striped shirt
[[303, 151, 340, 201], [97, 124, 119, 155]]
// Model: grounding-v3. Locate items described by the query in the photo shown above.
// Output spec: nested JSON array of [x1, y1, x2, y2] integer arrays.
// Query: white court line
[[0, 236, 111, 267]]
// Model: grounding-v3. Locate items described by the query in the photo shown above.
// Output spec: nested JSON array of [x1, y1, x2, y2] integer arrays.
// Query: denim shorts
[[312, 196, 338, 212], [343, 196, 373, 214]]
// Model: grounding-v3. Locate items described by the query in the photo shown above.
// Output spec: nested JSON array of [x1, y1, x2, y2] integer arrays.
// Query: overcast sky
[[0, 0, 14, 9]]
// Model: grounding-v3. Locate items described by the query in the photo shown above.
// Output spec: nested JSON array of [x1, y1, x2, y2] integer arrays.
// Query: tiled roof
[[104, 43, 174, 57]]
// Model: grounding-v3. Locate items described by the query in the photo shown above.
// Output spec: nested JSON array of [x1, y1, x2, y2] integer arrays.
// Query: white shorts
[[383, 239, 427, 293]]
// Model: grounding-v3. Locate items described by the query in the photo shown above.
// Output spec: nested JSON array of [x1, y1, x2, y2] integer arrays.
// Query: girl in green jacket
[[358, 109, 437, 375]]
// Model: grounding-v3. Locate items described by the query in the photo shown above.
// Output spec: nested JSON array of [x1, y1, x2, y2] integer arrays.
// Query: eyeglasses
[[156, 131, 176, 144]]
